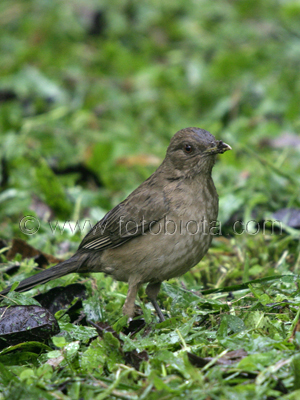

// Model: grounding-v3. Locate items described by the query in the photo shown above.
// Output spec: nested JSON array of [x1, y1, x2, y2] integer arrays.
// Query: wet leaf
[[34, 283, 86, 314], [0, 306, 60, 349]]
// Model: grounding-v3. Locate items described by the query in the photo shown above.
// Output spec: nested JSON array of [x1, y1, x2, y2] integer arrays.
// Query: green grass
[[1, 0, 300, 398]]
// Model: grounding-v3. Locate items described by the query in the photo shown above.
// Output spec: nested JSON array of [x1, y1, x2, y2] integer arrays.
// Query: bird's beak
[[205, 140, 232, 155], [216, 140, 232, 154]]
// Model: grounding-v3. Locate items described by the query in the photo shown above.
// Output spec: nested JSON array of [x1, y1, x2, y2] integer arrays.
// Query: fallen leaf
[[0, 305, 60, 349], [34, 283, 87, 314], [7, 238, 63, 265], [272, 208, 300, 229], [188, 349, 248, 368], [116, 154, 161, 167]]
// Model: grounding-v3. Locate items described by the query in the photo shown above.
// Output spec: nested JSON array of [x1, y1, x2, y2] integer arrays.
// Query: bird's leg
[[146, 282, 165, 322], [123, 278, 142, 320]]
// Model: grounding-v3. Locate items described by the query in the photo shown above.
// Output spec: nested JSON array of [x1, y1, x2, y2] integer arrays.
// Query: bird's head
[[164, 127, 231, 179]]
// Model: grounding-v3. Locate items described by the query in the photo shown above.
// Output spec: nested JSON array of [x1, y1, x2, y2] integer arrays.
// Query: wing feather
[[78, 171, 169, 252]]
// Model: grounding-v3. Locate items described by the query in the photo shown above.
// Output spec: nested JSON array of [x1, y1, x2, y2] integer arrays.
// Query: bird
[[0, 128, 231, 322]]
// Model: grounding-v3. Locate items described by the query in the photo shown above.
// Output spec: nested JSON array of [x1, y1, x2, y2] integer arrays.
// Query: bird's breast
[[99, 176, 219, 284], [147, 176, 219, 280]]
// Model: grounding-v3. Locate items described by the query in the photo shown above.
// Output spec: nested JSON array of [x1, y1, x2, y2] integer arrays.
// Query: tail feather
[[0, 256, 80, 297]]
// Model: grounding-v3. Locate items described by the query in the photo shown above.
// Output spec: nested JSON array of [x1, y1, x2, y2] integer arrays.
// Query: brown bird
[[0, 128, 231, 321]]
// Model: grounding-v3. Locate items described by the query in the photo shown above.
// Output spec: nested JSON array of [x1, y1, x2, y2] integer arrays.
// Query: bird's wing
[[78, 175, 169, 251]]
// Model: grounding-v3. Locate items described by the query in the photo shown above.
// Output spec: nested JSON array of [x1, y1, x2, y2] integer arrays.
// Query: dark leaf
[[87, 320, 121, 341], [0, 305, 60, 349], [272, 208, 300, 229], [0, 158, 9, 187], [3, 263, 20, 276], [0, 239, 8, 253], [211, 349, 248, 365], [88, 10, 106, 36], [51, 163, 103, 187], [188, 349, 247, 368], [34, 283, 87, 314], [226, 292, 234, 301], [265, 299, 291, 311], [34, 253, 49, 269], [0, 90, 17, 102], [125, 349, 149, 370], [187, 352, 209, 368], [122, 318, 146, 336]]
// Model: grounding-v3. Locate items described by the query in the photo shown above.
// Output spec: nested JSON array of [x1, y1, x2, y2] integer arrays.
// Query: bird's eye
[[184, 144, 193, 154]]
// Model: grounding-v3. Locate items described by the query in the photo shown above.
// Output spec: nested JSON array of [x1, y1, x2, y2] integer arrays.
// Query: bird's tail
[[0, 255, 81, 297]]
